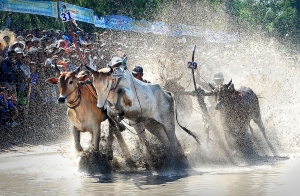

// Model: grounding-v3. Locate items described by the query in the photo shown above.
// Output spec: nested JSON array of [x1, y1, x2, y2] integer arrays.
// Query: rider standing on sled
[[186, 71, 225, 110]]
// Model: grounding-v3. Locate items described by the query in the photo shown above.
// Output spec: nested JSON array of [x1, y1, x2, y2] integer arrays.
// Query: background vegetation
[[0, 0, 299, 49]]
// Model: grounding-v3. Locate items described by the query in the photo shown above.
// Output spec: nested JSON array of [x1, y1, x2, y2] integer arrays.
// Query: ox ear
[[45, 77, 58, 84]]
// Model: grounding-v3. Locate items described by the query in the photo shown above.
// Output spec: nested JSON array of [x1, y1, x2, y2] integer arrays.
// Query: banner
[[0, 0, 238, 43], [0, 0, 58, 18], [104, 15, 133, 31], [151, 21, 170, 35], [58, 1, 94, 24], [94, 15, 106, 28], [131, 19, 152, 34]]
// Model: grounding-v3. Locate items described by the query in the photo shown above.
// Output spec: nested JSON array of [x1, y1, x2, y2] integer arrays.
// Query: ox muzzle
[[97, 105, 105, 110]]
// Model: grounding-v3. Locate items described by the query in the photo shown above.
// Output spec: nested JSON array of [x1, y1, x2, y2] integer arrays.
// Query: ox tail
[[169, 92, 201, 145]]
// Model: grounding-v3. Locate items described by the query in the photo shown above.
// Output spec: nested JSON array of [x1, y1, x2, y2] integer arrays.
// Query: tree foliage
[[0, 0, 300, 47], [0, 0, 162, 32]]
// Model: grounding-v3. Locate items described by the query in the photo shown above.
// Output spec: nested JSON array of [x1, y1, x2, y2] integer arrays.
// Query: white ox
[[85, 64, 200, 162]]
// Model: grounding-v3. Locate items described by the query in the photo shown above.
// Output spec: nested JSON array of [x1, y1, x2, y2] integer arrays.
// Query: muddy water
[[0, 145, 299, 196], [2, 1, 300, 195]]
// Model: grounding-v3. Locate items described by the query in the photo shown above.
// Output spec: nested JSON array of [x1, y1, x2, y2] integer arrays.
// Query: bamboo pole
[[24, 83, 32, 118]]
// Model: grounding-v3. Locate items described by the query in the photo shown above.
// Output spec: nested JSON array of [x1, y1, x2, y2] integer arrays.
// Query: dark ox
[[45, 65, 134, 166], [213, 80, 277, 159]]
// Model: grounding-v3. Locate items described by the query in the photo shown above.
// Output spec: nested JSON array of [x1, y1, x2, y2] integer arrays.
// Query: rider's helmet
[[214, 72, 224, 86], [132, 65, 143, 75], [108, 56, 123, 67]]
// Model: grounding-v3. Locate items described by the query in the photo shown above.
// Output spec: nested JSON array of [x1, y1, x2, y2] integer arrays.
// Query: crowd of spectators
[[0, 18, 192, 133], [0, 27, 110, 130]]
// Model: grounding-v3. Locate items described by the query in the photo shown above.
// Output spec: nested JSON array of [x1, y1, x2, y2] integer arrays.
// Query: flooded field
[[1, 1, 300, 195], [0, 144, 299, 196]]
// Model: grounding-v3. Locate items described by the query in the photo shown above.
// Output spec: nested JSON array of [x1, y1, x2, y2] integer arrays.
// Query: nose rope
[[65, 84, 81, 109]]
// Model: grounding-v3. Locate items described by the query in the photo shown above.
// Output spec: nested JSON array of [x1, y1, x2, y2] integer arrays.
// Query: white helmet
[[108, 56, 123, 67], [214, 72, 224, 86]]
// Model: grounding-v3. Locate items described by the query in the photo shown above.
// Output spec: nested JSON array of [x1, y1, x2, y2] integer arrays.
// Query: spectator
[[0, 87, 18, 128], [25, 40, 33, 52], [16, 36, 24, 42], [8, 40, 25, 51], [14, 47, 24, 64], [18, 54, 31, 106], [0, 87, 8, 126], [0, 29, 15, 51], [32, 37, 41, 48], [6, 94, 19, 128], [5, 13, 12, 28], [16, 29, 23, 37], [25, 34, 33, 42], [57, 39, 67, 49], [0, 39, 6, 62], [44, 55, 58, 106], [27, 47, 38, 62], [57, 60, 68, 72], [0, 49, 18, 94], [37, 47, 46, 65], [44, 37, 52, 48]]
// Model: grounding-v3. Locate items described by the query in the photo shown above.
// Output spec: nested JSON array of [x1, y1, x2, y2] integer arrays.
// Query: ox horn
[[85, 64, 96, 73], [54, 63, 61, 74], [227, 79, 233, 89], [108, 65, 113, 75], [73, 64, 82, 74], [227, 79, 232, 86]]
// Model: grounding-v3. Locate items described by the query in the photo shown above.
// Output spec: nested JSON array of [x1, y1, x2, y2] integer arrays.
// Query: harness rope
[[121, 119, 146, 135], [66, 84, 81, 109], [66, 83, 97, 109], [119, 70, 144, 128]]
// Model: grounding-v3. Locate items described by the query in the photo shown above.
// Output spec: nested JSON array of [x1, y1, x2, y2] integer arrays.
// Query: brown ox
[[213, 80, 277, 160], [45, 65, 134, 167]]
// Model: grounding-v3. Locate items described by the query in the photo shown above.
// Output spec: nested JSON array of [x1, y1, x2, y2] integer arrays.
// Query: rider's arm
[[182, 87, 214, 97]]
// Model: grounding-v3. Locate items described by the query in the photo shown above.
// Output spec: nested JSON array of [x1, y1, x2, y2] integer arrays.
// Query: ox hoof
[[107, 150, 113, 160], [79, 151, 112, 174]]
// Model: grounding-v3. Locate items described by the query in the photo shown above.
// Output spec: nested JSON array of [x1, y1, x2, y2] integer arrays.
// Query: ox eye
[[69, 81, 73, 85]]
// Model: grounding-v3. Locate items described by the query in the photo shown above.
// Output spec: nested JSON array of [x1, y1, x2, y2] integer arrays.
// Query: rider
[[186, 71, 225, 110], [131, 65, 150, 83], [208, 72, 224, 110]]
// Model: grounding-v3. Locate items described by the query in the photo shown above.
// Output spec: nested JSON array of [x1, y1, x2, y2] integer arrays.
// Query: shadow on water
[[91, 169, 204, 186]]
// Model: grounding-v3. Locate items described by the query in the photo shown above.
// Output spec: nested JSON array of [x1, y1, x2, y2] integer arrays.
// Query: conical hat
[[0, 29, 15, 45], [0, 39, 6, 50]]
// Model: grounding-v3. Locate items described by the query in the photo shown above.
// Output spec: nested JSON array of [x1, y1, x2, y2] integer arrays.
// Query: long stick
[[68, 22, 85, 65], [190, 45, 216, 143], [24, 83, 32, 118]]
